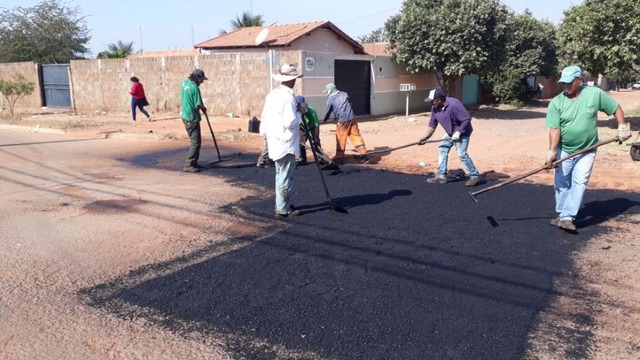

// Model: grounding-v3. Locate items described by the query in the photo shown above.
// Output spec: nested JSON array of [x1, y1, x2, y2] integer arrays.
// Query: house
[[194, 21, 438, 117], [195, 21, 365, 55]]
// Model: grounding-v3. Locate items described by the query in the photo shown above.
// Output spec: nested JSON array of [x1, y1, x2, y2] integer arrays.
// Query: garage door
[[334, 60, 370, 116]]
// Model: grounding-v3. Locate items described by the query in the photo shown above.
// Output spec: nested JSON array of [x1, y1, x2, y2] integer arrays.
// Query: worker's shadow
[[298, 189, 412, 214], [576, 197, 640, 228]]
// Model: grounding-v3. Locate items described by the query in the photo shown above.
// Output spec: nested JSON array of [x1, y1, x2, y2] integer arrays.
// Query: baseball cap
[[558, 66, 582, 83], [295, 95, 307, 106], [424, 88, 446, 102], [324, 83, 337, 94], [192, 69, 208, 80]]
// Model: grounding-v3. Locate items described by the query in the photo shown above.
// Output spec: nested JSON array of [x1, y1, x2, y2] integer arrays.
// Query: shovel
[[469, 137, 619, 204], [301, 122, 348, 213]]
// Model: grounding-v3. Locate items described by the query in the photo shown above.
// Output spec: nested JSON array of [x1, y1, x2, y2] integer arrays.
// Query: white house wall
[[370, 56, 437, 116]]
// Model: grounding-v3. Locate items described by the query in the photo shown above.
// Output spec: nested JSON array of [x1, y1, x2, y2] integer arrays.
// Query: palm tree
[[219, 11, 265, 35], [231, 11, 264, 29], [97, 40, 135, 59]]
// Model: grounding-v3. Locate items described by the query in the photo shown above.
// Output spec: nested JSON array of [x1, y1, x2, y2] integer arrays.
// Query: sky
[[2, 0, 581, 57]]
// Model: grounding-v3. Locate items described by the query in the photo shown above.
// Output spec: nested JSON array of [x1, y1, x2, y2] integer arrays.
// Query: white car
[[632, 83, 640, 89]]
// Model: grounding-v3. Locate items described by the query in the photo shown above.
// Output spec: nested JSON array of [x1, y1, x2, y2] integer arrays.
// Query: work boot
[[550, 217, 561, 227], [465, 176, 481, 187], [275, 207, 300, 219], [558, 219, 576, 231], [427, 176, 447, 184], [183, 166, 201, 173]]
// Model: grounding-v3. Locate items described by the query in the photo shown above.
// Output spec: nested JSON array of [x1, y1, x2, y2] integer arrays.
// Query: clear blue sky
[[2, 0, 580, 57]]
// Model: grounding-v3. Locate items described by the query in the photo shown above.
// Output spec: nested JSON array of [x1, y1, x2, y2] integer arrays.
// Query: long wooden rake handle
[[365, 139, 440, 156], [469, 137, 619, 204]]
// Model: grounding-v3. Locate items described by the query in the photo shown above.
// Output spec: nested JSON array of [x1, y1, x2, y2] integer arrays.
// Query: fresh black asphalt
[[81, 151, 640, 359]]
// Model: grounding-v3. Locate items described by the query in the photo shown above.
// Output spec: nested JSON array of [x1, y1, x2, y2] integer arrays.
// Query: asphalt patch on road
[[81, 153, 640, 359]]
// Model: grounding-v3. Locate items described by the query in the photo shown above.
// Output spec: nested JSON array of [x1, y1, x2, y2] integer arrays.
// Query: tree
[[557, 0, 640, 77], [219, 11, 265, 35], [482, 11, 558, 104], [0, 0, 91, 63], [358, 28, 387, 43], [231, 11, 265, 29], [0, 74, 36, 116], [97, 40, 135, 59], [386, 0, 509, 93]]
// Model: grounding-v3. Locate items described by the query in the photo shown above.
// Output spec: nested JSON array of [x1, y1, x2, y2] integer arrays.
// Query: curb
[[101, 131, 188, 141], [0, 124, 66, 135]]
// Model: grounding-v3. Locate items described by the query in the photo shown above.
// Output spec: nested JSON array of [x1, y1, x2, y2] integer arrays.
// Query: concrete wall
[[70, 53, 283, 117], [370, 56, 438, 116], [0, 51, 453, 118], [0, 62, 42, 112]]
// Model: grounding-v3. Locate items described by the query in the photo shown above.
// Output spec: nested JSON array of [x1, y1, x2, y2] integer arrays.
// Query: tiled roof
[[362, 42, 390, 56], [195, 21, 364, 54]]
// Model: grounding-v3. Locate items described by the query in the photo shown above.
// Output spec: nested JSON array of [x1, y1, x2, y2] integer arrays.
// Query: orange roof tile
[[363, 42, 390, 56], [195, 21, 364, 54]]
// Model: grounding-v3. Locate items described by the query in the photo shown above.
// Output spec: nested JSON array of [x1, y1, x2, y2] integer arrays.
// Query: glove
[[544, 150, 557, 169], [451, 131, 461, 142], [419, 127, 435, 145], [617, 123, 631, 144]]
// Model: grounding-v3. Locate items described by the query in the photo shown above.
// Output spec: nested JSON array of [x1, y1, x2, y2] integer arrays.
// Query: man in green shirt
[[180, 69, 208, 173], [295, 96, 336, 168], [545, 65, 631, 231]]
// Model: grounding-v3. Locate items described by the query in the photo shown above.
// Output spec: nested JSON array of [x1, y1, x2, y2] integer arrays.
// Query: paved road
[[3, 130, 639, 359], [89, 147, 639, 359]]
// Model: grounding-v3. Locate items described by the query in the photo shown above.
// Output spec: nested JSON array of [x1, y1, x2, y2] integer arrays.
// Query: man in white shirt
[[259, 64, 303, 218]]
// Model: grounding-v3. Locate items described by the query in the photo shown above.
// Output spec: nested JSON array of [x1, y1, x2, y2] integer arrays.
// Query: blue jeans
[[436, 135, 480, 178], [131, 98, 150, 121], [554, 149, 596, 221], [275, 153, 296, 214]]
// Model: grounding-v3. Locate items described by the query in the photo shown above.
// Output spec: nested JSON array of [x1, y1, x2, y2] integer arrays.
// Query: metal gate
[[40, 64, 71, 108], [334, 60, 371, 116]]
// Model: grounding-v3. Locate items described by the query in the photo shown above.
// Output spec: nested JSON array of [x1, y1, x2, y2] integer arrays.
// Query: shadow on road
[[79, 152, 640, 359]]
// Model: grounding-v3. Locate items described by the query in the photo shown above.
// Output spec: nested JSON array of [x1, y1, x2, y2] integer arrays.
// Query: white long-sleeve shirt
[[259, 85, 301, 161]]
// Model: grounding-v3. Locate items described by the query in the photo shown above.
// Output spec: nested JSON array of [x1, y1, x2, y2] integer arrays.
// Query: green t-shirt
[[545, 86, 618, 153], [180, 79, 203, 122], [302, 106, 320, 129]]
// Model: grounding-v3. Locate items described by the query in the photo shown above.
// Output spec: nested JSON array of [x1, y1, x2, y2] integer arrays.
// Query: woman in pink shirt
[[129, 77, 152, 122]]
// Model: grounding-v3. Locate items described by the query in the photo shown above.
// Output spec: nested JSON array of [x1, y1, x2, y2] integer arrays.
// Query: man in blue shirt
[[419, 88, 481, 187], [323, 83, 368, 163]]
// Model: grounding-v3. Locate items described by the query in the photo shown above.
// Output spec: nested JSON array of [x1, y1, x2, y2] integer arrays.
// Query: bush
[[0, 73, 36, 116], [481, 67, 532, 107]]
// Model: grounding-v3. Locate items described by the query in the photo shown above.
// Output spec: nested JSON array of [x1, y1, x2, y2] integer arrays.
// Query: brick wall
[[0, 62, 42, 112], [69, 52, 302, 117]]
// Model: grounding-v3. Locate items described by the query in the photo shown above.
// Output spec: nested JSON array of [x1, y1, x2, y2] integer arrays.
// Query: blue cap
[[558, 66, 582, 83], [295, 95, 307, 106], [424, 88, 446, 102]]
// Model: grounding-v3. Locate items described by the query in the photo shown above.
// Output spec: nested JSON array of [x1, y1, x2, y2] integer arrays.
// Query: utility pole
[[139, 25, 143, 53]]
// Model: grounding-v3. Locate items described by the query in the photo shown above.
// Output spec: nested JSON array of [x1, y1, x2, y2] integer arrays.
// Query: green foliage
[[97, 40, 135, 59], [482, 67, 528, 106], [386, 0, 509, 93], [231, 11, 265, 29], [557, 0, 640, 77], [358, 28, 387, 43], [0, 73, 36, 116], [482, 10, 558, 103], [0, 0, 91, 63]]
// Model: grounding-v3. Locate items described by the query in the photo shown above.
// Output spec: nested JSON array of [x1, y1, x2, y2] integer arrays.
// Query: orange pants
[[334, 119, 367, 161]]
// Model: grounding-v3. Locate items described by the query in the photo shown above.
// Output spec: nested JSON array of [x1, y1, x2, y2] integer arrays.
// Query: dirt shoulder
[[2, 90, 640, 359]]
